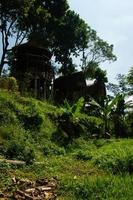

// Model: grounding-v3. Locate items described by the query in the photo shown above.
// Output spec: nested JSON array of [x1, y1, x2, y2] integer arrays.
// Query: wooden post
[[44, 80, 46, 99], [51, 78, 54, 99], [35, 77, 38, 98]]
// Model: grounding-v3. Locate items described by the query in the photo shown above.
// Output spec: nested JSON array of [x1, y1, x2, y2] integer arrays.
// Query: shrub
[[0, 110, 17, 125], [4, 138, 35, 164], [52, 129, 70, 147], [18, 113, 43, 130], [0, 77, 8, 89], [5, 140, 35, 164], [74, 149, 92, 161], [0, 124, 35, 164], [53, 112, 83, 146], [42, 141, 65, 156], [14, 103, 43, 131], [80, 116, 104, 138], [55, 98, 85, 142], [0, 77, 18, 91], [7, 77, 18, 91]]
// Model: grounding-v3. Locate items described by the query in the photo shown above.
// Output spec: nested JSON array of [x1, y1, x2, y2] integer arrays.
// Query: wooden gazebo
[[12, 42, 54, 99]]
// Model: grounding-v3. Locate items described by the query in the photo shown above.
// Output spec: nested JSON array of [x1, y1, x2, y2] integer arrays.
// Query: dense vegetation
[[0, 0, 116, 75], [0, 88, 132, 199], [0, 0, 133, 199]]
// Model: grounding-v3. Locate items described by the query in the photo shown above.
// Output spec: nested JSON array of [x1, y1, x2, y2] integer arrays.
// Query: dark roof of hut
[[13, 42, 52, 60], [55, 71, 85, 83]]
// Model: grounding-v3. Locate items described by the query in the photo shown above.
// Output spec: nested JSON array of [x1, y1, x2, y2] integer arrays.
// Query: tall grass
[[93, 139, 133, 174], [59, 175, 133, 200]]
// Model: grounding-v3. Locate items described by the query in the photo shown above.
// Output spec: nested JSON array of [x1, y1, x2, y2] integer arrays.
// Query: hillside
[[0, 90, 133, 199], [0, 89, 63, 162]]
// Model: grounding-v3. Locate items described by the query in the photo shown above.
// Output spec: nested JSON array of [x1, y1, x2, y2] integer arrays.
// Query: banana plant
[[88, 94, 133, 137], [61, 97, 85, 117], [57, 97, 85, 141]]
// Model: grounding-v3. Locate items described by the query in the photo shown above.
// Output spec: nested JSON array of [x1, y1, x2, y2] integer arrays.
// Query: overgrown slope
[[0, 89, 63, 163], [1, 90, 133, 199]]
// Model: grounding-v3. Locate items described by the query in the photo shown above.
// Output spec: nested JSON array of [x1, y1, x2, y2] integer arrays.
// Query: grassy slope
[[0, 89, 63, 162], [0, 90, 133, 199]]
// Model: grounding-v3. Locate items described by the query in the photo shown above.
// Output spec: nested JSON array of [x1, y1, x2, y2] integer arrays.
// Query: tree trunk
[[0, 49, 7, 76], [0, 34, 9, 76]]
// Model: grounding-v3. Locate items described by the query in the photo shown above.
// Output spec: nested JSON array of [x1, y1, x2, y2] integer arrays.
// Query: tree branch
[[1, 29, 5, 52], [17, 32, 27, 45]]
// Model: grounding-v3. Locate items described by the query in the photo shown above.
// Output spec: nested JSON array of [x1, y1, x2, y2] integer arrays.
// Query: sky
[[69, 0, 133, 83]]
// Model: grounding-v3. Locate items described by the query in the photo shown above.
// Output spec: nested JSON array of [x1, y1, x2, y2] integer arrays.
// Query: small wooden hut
[[53, 71, 106, 105], [12, 42, 54, 99]]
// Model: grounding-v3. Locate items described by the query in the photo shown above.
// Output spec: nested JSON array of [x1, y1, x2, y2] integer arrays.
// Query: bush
[[0, 110, 17, 125], [13, 103, 43, 131], [0, 125, 35, 164], [53, 112, 83, 146], [124, 112, 133, 137], [42, 141, 65, 156], [4, 138, 35, 164], [0, 77, 18, 91], [74, 149, 92, 161], [18, 113, 43, 131], [80, 116, 104, 138]]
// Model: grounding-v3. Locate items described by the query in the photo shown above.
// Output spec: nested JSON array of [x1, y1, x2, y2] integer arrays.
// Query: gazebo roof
[[13, 42, 52, 60]]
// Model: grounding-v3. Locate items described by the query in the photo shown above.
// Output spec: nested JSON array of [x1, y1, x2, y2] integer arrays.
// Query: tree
[[50, 11, 116, 75], [25, 7, 116, 76], [88, 96, 117, 137], [79, 28, 116, 83], [127, 67, 133, 84], [0, 0, 39, 75], [0, 0, 116, 77], [51, 10, 89, 75], [0, 0, 22, 74], [107, 74, 128, 96], [0, 0, 69, 75], [127, 66, 133, 95], [83, 61, 108, 82], [107, 70, 133, 97], [81, 35, 117, 70]]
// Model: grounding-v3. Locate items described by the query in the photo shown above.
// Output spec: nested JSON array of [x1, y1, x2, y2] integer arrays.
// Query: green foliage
[[5, 140, 35, 164], [87, 94, 132, 138], [18, 112, 43, 131], [0, 89, 59, 162], [42, 141, 65, 156], [126, 66, 133, 95], [62, 97, 85, 116], [53, 98, 107, 145], [83, 61, 108, 82], [81, 35, 116, 70], [0, 125, 35, 164], [107, 74, 129, 96], [0, 109, 17, 125], [0, 77, 18, 91], [53, 10, 89, 75], [59, 175, 133, 200], [127, 66, 133, 86], [0, 0, 69, 74], [80, 116, 104, 138], [93, 140, 133, 174], [52, 98, 85, 146], [124, 111, 133, 137], [0, 0, 116, 78], [73, 149, 92, 161], [0, 88, 133, 200]]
